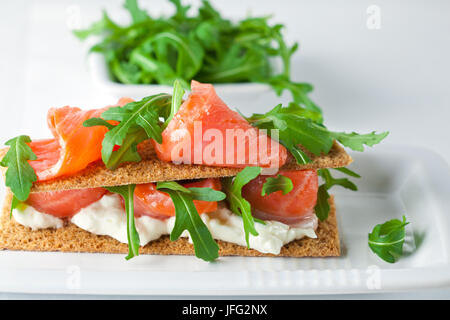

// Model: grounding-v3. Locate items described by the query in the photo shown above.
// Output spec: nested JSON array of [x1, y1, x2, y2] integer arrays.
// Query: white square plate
[[0, 144, 449, 295]]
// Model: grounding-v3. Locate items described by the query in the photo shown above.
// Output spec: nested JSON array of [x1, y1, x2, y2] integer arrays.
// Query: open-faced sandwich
[[0, 81, 387, 261]]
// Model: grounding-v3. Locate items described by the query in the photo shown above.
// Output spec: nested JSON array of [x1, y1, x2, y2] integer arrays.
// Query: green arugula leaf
[[163, 79, 185, 129], [287, 145, 311, 164], [314, 167, 360, 220], [156, 180, 226, 201], [156, 180, 190, 193], [198, 0, 221, 20], [188, 187, 226, 202], [246, 105, 334, 159], [314, 185, 330, 221], [72, 11, 119, 40], [83, 117, 115, 130], [247, 103, 388, 164], [149, 31, 205, 79], [0, 136, 37, 202], [105, 185, 140, 260], [84, 93, 171, 170], [10, 195, 22, 218], [105, 128, 149, 168], [318, 168, 358, 191], [331, 131, 389, 152], [277, 116, 333, 156], [280, 102, 323, 124], [124, 0, 149, 23], [267, 76, 323, 120], [198, 44, 269, 83], [333, 167, 361, 178], [368, 216, 409, 263], [222, 166, 262, 247], [84, 81, 184, 170], [156, 181, 220, 262], [169, 0, 191, 20], [261, 174, 293, 196]]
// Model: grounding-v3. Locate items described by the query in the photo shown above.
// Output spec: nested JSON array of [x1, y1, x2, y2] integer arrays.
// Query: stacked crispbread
[[0, 139, 352, 257]]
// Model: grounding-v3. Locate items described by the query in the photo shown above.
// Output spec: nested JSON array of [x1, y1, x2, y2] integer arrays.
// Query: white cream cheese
[[70, 195, 169, 245], [202, 206, 317, 254], [12, 194, 317, 255], [12, 205, 63, 230]]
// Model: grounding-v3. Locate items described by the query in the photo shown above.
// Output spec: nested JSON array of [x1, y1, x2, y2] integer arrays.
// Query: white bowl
[[88, 52, 274, 101]]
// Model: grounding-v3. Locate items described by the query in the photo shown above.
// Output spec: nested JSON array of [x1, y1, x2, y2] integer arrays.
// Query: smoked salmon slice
[[26, 188, 107, 218], [132, 178, 222, 219], [153, 81, 287, 168], [28, 98, 132, 181], [242, 170, 318, 225]]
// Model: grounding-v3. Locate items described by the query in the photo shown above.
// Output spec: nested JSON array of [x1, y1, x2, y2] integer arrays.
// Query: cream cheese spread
[[13, 206, 64, 230], [12, 194, 317, 255]]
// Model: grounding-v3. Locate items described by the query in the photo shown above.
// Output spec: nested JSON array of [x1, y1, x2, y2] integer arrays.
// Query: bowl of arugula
[[74, 0, 317, 109]]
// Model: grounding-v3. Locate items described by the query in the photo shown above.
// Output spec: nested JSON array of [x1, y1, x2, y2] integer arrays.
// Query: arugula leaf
[[314, 185, 330, 222], [261, 174, 293, 196], [277, 116, 333, 156], [331, 131, 389, 152], [105, 128, 149, 168], [287, 145, 311, 164], [83, 118, 115, 130], [368, 216, 409, 263], [156, 180, 190, 193], [280, 102, 323, 124], [247, 103, 389, 164], [188, 187, 226, 202], [163, 79, 185, 129], [84, 93, 171, 169], [198, 0, 221, 20], [222, 166, 262, 247], [0, 136, 37, 202], [124, 0, 149, 23], [10, 195, 22, 218], [267, 76, 323, 119], [156, 181, 222, 262], [318, 168, 358, 191], [148, 31, 205, 80], [333, 167, 361, 178], [156, 181, 225, 202], [170, 0, 191, 21], [246, 105, 334, 160], [83, 80, 184, 170], [314, 167, 360, 220], [105, 185, 140, 260], [73, 11, 119, 40]]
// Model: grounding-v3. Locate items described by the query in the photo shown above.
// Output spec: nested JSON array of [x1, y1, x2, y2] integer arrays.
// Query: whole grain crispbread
[[0, 192, 340, 257], [0, 140, 352, 193]]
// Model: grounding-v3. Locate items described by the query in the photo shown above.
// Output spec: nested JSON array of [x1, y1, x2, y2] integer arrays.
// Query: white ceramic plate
[[88, 52, 274, 102], [0, 144, 449, 295]]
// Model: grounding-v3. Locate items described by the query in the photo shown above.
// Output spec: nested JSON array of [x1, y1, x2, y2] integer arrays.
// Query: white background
[[0, 0, 449, 299]]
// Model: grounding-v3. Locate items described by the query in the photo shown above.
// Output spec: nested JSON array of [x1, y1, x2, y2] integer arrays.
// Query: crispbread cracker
[[0, 140, 352, 193], [0, 192, 340, 257]]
